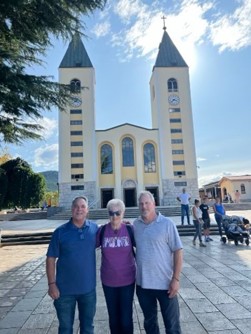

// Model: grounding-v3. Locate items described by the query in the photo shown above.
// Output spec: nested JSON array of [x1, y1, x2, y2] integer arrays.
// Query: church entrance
[[101, 189, 114, 208], [145, 187, 159, 206], [124, 188, 136, 207]]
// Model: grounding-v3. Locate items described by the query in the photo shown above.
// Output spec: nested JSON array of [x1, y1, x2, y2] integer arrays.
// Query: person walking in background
[[46, 196, 98, 334], [176, 188, 191, 225], [96, 199, 136, 334], [213, 196, 226, 240], [200, 197, 213, 242], [134, 191, 183, 334], [192, 199, 206, 247]]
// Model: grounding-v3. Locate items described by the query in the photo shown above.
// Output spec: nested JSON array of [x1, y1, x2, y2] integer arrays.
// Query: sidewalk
[[1, 216, 251, 333]]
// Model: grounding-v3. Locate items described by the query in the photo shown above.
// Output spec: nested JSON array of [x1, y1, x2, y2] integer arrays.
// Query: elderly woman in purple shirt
[[96, 199, 136, 334]]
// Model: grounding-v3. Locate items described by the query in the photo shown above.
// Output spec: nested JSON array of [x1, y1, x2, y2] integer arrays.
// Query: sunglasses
[[108, 210, 121, 217]]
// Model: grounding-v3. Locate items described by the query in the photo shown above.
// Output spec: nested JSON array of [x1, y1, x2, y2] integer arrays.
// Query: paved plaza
[[1, 213, 251, 333]]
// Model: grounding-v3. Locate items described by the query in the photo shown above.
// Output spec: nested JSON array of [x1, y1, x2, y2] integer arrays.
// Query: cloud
[[92, 21, 111, 37], [209, 0, 251, 52], [197, 157, 207, 162], [33, 143, 58, 171]]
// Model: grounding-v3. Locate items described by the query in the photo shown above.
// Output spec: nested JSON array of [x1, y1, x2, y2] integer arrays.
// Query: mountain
[[39, 171, 58, 192]]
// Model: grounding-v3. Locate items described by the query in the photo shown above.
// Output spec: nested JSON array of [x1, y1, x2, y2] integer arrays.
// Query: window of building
[[169, 108, 180, 113], [144, 143, 156, 173], [168, 78, 178, 92], [70, 79, 81, 94], [71, 174, 84, 179], [174, 181, 187, 187], [122, 137, 134, 167], [71, 163, 84, 168], [171, 129, 182, 133], [70, 120, 82, 125], [71, 141, 83, 146], [170, 118, 181, 123], [172, 150, 184, 154], [171, 139, 183, 144], [101, 144, 113, 174], [71, 131, 83, 136], [174, 171, 186, 176], [71, 185, 84, 191], [71, 152, 83, 157], [240, 184, 246, 194], [70, 109, 82, 114], [173, 161, 185, 165]]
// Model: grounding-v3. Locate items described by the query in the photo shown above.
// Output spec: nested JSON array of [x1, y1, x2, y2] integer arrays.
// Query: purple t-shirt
[[97, 223, 136, 287]]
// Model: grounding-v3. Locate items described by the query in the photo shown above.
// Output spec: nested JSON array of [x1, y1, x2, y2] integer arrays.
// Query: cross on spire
[[161, 15, 166, 30]]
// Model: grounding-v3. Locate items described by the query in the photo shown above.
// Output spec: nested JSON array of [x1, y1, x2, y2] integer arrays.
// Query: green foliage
[[0, 0, 106, 144], [0, 157, 46, 209], [0, 167, 8, 209]]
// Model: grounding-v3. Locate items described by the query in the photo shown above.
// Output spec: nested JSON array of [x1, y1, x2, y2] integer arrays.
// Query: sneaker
[[193, 240, 196, 246], [199, 242, 206, 247], [208, 237, 213, 241], [205, 237, 209, 242]]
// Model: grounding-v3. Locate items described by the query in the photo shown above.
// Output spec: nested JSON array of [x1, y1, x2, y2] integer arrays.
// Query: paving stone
[[21, 313, 55, 329], [216, 302, 251, 319], [181, 320, 207, 334], [179, 288, 205, 299], [0, 311, 31, 329], [196, 312, 236, 331], [203, 291, 236, 305], [232, 318, 251, 334], [185, 298, 218, 313], [221, 285, 251, 297]]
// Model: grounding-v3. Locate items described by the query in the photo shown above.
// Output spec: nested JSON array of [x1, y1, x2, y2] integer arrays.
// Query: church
[[58, 25, 199, 209]]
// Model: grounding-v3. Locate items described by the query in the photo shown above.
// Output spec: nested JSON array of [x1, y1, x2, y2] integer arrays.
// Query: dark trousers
[[102, 283, 135, 334], [136, 285, 181, 334], [193, 219, 202, 242], [215, 214, 223, 237], [181, 204, 190, 225]]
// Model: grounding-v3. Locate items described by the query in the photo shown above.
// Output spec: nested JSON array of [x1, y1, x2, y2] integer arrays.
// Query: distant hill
[[39, 171, 58, 192]]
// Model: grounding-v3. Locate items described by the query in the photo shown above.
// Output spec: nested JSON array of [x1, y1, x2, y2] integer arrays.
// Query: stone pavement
[[1, 214, 251, 333]]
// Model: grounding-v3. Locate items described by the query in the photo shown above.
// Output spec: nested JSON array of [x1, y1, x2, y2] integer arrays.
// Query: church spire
[[153, 21, 188, 69], [59, 32, 93, 68]]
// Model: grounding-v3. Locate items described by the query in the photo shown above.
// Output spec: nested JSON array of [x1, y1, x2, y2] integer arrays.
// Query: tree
[[0, 0, 106, 144], [0, 157, 46, 209]]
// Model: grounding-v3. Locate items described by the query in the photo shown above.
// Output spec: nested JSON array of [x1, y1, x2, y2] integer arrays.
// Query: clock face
[[168, 94, 180, 105], [71, 96, 82, 107]]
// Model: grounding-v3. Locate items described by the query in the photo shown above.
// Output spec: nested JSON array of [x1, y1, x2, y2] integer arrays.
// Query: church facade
[[58, 28, 199, 209]]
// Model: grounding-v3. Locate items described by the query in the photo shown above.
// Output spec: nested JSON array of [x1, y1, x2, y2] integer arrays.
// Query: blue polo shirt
[[47, 219, 98, 295]]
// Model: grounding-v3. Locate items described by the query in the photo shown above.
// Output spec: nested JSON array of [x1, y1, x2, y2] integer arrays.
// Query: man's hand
[[48, 283, 60, 300], [168, 277, 180, 298]]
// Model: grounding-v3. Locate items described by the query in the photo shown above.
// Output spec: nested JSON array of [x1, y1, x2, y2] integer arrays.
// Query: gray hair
[[72, 196, 88, 208], [107, 199, 125, 212], [138, 191, 155, 203]]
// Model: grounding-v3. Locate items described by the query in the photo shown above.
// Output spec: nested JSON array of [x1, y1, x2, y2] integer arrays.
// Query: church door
[[124, 188, 136, 207]]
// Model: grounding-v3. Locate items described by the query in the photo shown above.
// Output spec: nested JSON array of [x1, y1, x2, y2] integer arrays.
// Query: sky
[[3, 0, 251, 188]]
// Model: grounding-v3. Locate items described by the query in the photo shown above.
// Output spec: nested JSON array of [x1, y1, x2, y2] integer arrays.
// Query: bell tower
[[150, 21, 198, 204], [58, 33, 97, 208]]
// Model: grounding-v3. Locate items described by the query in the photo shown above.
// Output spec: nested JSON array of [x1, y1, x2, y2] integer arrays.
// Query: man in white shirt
[[176, 188, 191, 225]]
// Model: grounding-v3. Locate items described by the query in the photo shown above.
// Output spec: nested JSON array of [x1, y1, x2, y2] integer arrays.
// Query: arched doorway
[[123, 180, 137, 207]]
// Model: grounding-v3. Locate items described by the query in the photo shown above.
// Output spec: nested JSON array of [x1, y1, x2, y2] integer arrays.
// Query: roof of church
[[154, 29, 188, 69], [59, 33, 93, 68]]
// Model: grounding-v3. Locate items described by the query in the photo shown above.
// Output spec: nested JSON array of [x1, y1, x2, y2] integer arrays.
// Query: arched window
[[122, 137, 134, 167], [168, 78, 178, 92], [240, 184, 246, 194], [144, 143, 156, 172], [101, 144, 113, 174], [70, 79, 81, 94]]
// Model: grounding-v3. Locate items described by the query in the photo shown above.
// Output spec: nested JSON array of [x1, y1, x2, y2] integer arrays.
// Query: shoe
[[200, 242, 206, 247], [205, 238, 209, 242], [193, 240, 196, 246], [208, 237, 213, 241]]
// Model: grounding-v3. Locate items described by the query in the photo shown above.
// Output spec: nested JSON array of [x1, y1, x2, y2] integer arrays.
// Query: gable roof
[[220, 175, 251, 184], [59, 33, 93, 68], [153, 30, 188, 69]]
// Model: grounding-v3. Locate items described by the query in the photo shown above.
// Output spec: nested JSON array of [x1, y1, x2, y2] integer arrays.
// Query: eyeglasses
[[108, 210, 121, 217]]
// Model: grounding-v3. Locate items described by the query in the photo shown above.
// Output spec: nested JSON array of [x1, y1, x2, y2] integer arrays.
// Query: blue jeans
[[54, 289, 96, 334], [181, 204, 190, 225], [102, 283, 135, 334], [136, 285, 181, 334], [215, 214, 223, 237], [193, 220, 202, 242]]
